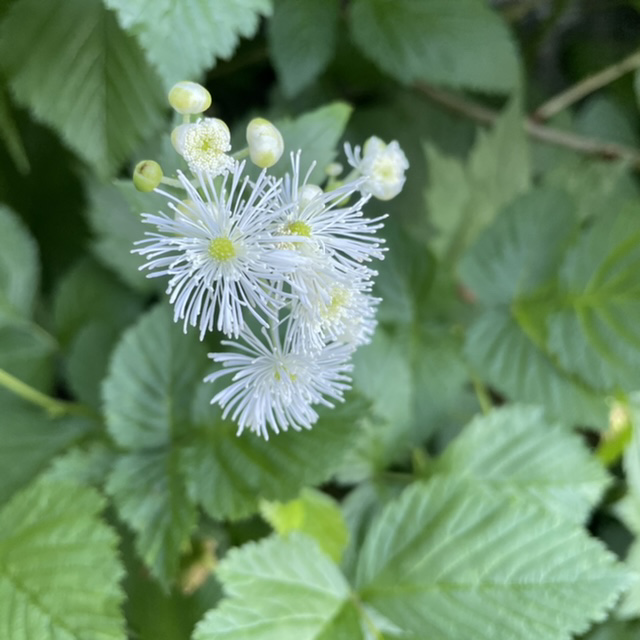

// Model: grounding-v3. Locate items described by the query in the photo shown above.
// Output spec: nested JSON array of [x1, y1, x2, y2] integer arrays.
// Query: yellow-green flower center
[[285, 220, 312, 237], [209, 236, 236, 262]]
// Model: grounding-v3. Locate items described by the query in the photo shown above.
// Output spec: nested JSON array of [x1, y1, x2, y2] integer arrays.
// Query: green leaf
[[617, 539, 640, 619], [0, 84, 29, 173], [272, 102, 352, 183], [268, 0, 339, 97], [427, 99, 531, 262], [465, 308, 608, 426], [0, 401, 93, 505], [46, 442, 116, 489], [193, 534, 365, 640], [260, 488, 349, 564], [181, 388, 367, 520], [547, 204, 640, 392], [107, 450, 196, 589], [356, 478, 631, 640], [0, 0, 165, 176], [435, 405, 610, 523], [0, 205, 38, 316], [103, 305, 208, 449], [459, 188, 577, 304], [583, 620, 640, 640], [86, 179, 166, 292], [104, 0, 272, 89], [0, 476, 125, 639], [349, 0, 520, 92]]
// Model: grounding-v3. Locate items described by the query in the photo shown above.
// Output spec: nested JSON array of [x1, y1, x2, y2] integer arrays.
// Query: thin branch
[[417, 83, 640, 171], [533, 48, 640, 121]]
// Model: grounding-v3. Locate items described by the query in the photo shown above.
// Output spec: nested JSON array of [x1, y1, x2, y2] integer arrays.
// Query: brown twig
[[417, 83, 640, 171]]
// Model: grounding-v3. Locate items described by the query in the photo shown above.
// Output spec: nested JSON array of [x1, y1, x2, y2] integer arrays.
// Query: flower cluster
[[133, 81, 409, 439]]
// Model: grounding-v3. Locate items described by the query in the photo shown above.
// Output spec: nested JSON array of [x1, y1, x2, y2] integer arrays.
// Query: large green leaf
[[0, 84, 29, 173], [435, 405, 610, 523], [460, 188, 608, 426], [356, 478, 631, 640], [547, 204, 640, 392], [103, 305, 208, 449], [107, 450, 196, 589], [0, 205, 38, 316], [0, 0, 165, 176], [193, 534, 366, 640], [268, 0, 339, 97], [349, 0, 520, 92], [181, 388, 367, 520], [426, 99, 531, 262], [0, 476, 125, 639], [104, 0, 271, 89], [0, 401, 94, 505]]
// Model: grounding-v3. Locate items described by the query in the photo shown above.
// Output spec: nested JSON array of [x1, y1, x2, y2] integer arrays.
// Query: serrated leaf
[[427, 99, 531, 262], [547, 205, 640, 392], [465, 308, 607, 427], [272, 102, 352, 184], [46, 442, 116, 489], [0, 0, 165, 176], [193, 534, 365, 640], [356, 478, 631, 640], [103, 305, 208, 449], [617, 539, 640, 619], [349, 0, 520, 92], [104, 0, 271, 89], [86, 178, 166, 292], [261, 488, 349, 564], [0, 205, 38, 316], [107, 450, 196, 589], [268, 0, 339, 97], [181, 388, 367, 520], [0, 401, 94, 505], [0, 476, 125, 639], [435, 405, 610, 523]]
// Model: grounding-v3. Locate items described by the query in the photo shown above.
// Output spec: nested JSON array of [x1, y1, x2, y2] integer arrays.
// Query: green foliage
[[426, 98, 531, 262], [260, 488, 349, 564], [0, 0, 165, 176], [104, 0, 272, 89], [356, 478, 630, 640], [268, 0, 340, 97], [349, 0, 520, 92], [0, 476, 125, 639]]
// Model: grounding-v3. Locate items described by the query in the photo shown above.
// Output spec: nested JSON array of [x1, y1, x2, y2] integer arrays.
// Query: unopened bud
[[133, 160, 163, 192], [168, 81, 212, 115], [246, 118, 284, 168], [298, 184, 323, 210], [325, 162, 343, 177]]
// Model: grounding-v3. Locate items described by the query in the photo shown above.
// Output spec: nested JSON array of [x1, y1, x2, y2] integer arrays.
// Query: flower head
[[345, 136, 409, 201], [134, 163, 301, 339], [172, 118, 235, 177], [205, 321, 353, 439], [246, 117, 284, 168]]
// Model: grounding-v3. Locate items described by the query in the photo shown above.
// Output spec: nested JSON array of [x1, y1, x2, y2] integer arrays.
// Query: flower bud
[[168, 81, 212, 115], [298, 184, 323, 210], [355, 137, 409, 201], [246, 118, 284, 168], [133, 160, 163, 192]]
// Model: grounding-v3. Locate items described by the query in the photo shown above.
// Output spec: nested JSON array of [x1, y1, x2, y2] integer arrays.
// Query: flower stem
[[159, 176, 186, 189], [471, 374, 492, 415], [533, 49, 640, 121], [0, 367, 92, 418], [232, 147, 250, 161]]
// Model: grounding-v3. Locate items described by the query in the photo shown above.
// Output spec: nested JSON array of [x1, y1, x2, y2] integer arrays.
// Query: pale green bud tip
[[133, 160, 163, 192], [168, 81, 212, 115], [246, 117, 284, 168]]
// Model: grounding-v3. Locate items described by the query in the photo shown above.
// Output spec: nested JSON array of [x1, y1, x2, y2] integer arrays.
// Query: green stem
[[0, 367, 92, 418], [232, 147, 250, 161], [471, 374, 492, 415], [160, 176, 185, 189], [533, 48, 640, 121]]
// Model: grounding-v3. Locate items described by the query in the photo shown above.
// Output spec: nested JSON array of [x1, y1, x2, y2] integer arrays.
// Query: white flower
[[172, 118, 236, 177], [205, 321, 353, 439], [289, 273, 380, 353], [134, 163, 301, 339], [277, 152, 387, 271], [345, 136, 409, 201]]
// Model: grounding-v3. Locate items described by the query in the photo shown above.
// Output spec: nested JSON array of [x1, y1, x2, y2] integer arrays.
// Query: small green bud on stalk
[[133, 160, 163, 192]]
